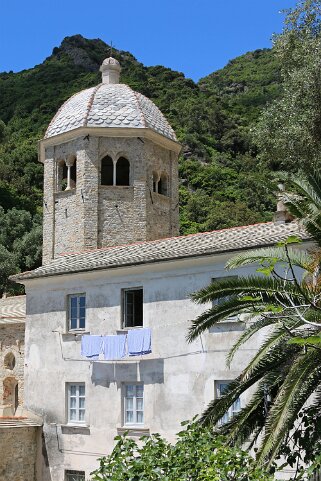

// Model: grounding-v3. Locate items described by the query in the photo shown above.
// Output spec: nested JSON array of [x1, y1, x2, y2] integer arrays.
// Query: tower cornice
[[38, 127, 181, 162]]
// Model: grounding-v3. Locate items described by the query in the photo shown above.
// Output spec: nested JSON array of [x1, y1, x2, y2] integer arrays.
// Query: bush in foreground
[[91, 419, 273, 481]]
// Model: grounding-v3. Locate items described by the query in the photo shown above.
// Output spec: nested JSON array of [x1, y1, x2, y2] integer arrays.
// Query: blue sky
[[2, 0, 296, 81]]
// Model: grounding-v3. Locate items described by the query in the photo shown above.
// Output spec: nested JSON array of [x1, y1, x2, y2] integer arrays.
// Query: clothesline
[[81, 328, 152, 361]]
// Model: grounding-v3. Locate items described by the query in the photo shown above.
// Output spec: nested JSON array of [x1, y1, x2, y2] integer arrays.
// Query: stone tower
[[39, 57, 181, 264]]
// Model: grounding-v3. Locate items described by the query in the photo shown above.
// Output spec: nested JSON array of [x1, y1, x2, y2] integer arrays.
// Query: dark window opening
[[14, 383, 18, 412], [158, 174, 168, 196], [123, 289, 143, 327], [4, 352, 15, 370], [62, 163, 68, 190], [152, 172, 158, 193], [101, 156, 114, 185], [116, 157, 130, 185], [70, 161, 77, 188]]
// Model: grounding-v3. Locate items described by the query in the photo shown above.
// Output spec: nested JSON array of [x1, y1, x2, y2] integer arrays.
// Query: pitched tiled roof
[[0, 296, 26, 325], [45, 83, 177, 142], [11, 222, 308, 282]]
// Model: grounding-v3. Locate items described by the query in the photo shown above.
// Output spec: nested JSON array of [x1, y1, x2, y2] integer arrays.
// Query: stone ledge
[[60, 424, 90, 435], [117, 426, 150, 437]]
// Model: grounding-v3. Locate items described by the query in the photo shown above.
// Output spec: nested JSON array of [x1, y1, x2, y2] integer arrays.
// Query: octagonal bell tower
[[39, 57, 181, 265]]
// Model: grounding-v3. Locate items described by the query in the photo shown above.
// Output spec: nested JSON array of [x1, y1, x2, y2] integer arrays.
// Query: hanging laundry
[[127, 328, 151, 356], [81, 335, 102, 360], [102, 335, 127, 360]]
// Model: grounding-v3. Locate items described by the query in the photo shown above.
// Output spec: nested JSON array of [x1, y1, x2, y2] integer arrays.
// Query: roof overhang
[[11, 238, 314, 287], [38, 126, 182, 162]]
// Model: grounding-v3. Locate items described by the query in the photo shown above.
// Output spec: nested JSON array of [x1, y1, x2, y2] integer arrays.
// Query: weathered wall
[[0, 323, 25, 415], [0, 426, 38, 481], [24, 252, 263, 481], [42, 135, 179, 263]]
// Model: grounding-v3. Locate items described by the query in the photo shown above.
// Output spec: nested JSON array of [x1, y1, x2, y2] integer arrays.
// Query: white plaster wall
[[24, 253, 267, 480]]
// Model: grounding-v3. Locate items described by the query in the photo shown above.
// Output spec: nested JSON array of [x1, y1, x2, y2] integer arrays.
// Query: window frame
[[123, 383, 144, 426], [122, 287, 143, 328], [215, 380, 241, 425], [68, 293, 86, 331], [67, 383, 86, 425], [65, 470, 85, 481]]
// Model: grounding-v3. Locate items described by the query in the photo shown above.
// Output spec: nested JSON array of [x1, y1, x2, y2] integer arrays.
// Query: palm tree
[[187, 168, 321, 468]]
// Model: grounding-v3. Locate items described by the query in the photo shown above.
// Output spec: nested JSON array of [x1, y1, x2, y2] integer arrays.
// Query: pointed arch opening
[[116, 157, 130, 186], [4, 352, 15, 370], [158, 173, 168, 196], [101, 155, 114, 185]]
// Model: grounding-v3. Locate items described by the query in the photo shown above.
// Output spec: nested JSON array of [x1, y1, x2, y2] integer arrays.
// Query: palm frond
[[238, 326, 299, 383], [191, 275, 305, 306], [226, 317, 303, 367], [222, 371, 284, 446], [226, 247, 311, 271], [188, 275, 309, 342], [187, 297, 260, 342], [200, 340, 297, 426], [256, 348, 321, 467]]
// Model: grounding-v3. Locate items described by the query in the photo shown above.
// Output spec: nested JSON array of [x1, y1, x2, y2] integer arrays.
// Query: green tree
[[255, 0, 321, 170], [187, 168, 321, 470], [90, 420, 273, 481], [0, 207, 42, 295]]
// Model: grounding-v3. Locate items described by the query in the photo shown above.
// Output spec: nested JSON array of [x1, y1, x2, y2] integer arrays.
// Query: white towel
[[127, 328, 151, 356]]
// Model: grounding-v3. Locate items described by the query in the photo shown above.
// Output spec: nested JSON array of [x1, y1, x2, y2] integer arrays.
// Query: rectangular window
[[123, 288, 143, 328], [65, 470, 85, 481], [68, 294, 86, 330], [215, 381, 241, 425], [67, 383, 85, 424], [124, 384, 144, 425]]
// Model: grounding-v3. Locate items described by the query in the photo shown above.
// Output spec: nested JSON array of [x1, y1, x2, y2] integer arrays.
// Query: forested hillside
[[0, 35, 282, 292]]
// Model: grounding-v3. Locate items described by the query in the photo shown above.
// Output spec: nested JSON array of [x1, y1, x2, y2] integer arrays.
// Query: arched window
[[158, 173, 168, 196], [4, 352, 15, 370], [57, 157, 77, 191], [101, 156, 114, 185], [116, 157, 130, 186]]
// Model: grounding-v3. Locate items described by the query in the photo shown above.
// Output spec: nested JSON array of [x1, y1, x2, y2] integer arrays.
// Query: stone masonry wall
[[145, 140, 179, 240], [0, 324, 24, 414], [42, 134, 179, 261], [0, 426, 38, 481]]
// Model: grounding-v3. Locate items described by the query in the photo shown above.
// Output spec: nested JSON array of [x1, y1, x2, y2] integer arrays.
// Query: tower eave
[[38, 127, 181, 162]]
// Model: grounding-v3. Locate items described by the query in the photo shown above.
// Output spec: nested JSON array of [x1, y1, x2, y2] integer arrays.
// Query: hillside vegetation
[[0, 35, 282, 291]]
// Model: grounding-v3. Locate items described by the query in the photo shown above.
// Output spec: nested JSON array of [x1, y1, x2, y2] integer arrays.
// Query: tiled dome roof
[[45, 83, 177, 141]]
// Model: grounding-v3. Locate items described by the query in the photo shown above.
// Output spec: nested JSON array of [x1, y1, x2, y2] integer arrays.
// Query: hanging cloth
[[81, 335, 102, 360], [102, 335, 127, 361], [127, 328, 152, 356]]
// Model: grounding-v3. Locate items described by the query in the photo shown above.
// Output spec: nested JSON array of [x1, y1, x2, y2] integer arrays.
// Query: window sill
[[61, 331, 89, 341], [117, 327, 144, 333], [99, 185, 133, 190], [54, 189, 76, 197], [117, 426, 150, 437], [61, 424, 90, 435]]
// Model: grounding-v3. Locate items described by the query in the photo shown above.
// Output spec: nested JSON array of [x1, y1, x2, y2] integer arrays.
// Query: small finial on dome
[[100, 56, 121, 84]]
